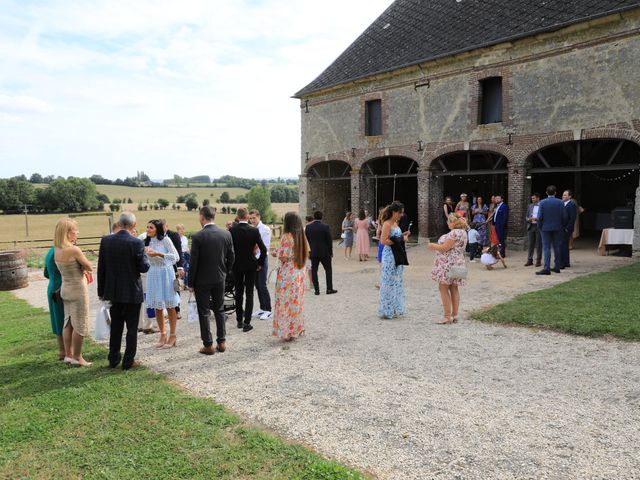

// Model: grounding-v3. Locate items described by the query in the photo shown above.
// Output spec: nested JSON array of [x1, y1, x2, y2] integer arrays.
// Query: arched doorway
[[430, 151, 508, 233], [306, 160, 352, 238], [361, 156, 418, 235], [527, 139, 639, 243]]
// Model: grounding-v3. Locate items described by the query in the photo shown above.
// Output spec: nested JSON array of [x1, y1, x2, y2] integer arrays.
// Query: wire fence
[[0, 236, 103, 253]]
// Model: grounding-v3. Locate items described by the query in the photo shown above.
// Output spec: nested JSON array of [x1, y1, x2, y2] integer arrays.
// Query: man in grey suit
[[188, 206, 235, 355], [524, 193, 542, 267]]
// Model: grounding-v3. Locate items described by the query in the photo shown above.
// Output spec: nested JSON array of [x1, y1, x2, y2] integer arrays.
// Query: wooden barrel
[[0, 250, 28, 291]]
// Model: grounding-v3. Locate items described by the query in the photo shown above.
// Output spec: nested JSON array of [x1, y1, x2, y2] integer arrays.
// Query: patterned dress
[[145, 236, 180, 310], [431, 229, 468, 286], [272, 233, 306, 340], [472, 204, 489, 246], [378, 226, 406, 319]]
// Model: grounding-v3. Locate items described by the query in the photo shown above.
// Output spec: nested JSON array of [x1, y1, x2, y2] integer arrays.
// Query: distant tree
[[12, 174, 28, 182], [0, 178, 36, 211], [247, 186, 272, 223], [234, 194, 247, 203], [184, 193, 199, 211], [43, 175, 55, 183], [138, 202, 144, 211], [89, 174, 113, 185], [202, 198, 210, 206], [109, 203, 120, 212], [112, 198, 122, 204], [35, 177, 100, 212], [270, 185, 287, 203], [29, 173, 43, 184], [157, 198, 170, 209], [230, 207, 237, 214], [127, 197, 133, 203], [96, 193, 111, 204], [219, 191, 231, 203], [176, 195, 186, 203], [221, 206, 227, 214]]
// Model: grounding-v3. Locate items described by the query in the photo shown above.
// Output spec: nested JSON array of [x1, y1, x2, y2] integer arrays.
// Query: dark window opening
[[365, 99, 382, 136], [479, 77, 502, 124]]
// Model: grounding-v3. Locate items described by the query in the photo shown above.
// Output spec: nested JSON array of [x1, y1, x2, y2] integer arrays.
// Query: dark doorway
[[361, 156, 418, 234], [307, 161, 352, 238], [528, 139, 639, 238]]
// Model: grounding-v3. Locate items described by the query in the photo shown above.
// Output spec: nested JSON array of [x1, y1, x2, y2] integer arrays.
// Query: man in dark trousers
[[229, 207, 267, 332], [524, 193, 542, 267], [98, 212, 150, 370], [536, 185, 567, 275], [161, 219, 184, 316], [305, 210, 337, 295], [492, 194, 509, 257], [188, 206, 235, 354], [561, 189, 578, 269]]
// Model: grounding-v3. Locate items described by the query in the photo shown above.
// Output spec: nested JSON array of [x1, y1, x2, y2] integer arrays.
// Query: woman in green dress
[[43, 246, 66, 360]]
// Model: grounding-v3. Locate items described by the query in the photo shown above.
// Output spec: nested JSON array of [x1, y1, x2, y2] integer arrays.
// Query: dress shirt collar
[[564, 200, 571, 206], [238, 220, 249, 224], [202, 222, 216, 229]]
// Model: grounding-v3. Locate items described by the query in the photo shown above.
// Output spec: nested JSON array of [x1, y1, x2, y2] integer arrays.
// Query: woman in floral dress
[[429, 213, 468, 324], [272, 212, 310, 341], [378, 201, 410, 319]]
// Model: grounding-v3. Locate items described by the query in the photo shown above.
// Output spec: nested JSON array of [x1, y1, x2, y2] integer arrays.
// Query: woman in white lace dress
[[144, 219, 180, 348]]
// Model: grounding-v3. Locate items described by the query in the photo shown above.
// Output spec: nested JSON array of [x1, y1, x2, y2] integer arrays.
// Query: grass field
[[0, 292, 364, 479], [96, 185, 249, 204], [471, 263, 640, 340], [0, 204, 299, 246]]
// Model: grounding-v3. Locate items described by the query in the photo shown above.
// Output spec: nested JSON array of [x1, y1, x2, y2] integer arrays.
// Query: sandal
[[436, 317, 453, 324], [154, 333, 167, 348], [161, 334, 177, 349]]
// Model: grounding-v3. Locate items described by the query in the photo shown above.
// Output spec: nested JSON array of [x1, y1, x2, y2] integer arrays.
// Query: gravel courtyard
[[15, 244, 640, 479]]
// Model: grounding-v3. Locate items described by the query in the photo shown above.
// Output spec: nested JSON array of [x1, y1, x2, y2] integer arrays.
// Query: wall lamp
[[417, 140, 424, 152], [507, 133, 513, 145], [303, 100, 309, 113], [351, 147, 357, 157], [305, 152, 310, 161]]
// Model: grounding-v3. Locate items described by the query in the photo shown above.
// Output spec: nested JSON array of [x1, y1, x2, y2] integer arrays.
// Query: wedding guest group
[[98, 212, 150, 370], [305, 210, 337, 295], [230, 207, 268, 332]]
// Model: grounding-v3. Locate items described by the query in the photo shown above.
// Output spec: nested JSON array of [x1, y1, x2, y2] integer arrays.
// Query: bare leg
[[63, 323, 74, 358], [71, 331, 90, 365], [437, 284, 452, 322], [450, 285, 460, 319], [166, 308, 177, 336], [56, 335, 65, 359], [154, 309, 166, 347]]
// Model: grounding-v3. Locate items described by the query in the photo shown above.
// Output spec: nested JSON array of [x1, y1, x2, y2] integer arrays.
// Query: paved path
[[15, 244, 640, 479]]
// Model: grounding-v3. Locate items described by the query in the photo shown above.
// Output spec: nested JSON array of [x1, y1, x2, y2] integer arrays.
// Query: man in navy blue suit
[[492, 194, 509, 257], [560, 190, 578, 269], [98, 212, 150, 369], [536, 185, 567, 275]]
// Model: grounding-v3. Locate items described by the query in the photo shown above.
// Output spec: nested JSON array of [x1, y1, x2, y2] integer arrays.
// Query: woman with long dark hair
[[378, 201, 410, 319], [144, 219, 180, 348], [471, 196, 489, 246], [272, 212, 310, 341]]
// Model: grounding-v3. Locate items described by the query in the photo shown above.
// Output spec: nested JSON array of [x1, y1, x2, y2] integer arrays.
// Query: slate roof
[[295, 0, 640, 97]]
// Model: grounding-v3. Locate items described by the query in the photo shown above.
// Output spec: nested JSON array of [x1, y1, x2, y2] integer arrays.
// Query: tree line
[[0, 177, 103, 213]]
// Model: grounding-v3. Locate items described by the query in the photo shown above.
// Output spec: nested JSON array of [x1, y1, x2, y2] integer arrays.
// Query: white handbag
[[448, 263, 468, 280], [187, 295, 199, 323], [94, 301, 111, 341]]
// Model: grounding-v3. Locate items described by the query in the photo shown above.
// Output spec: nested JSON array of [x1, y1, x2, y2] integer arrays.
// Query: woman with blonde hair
[[428, 213, 468, 324], [272, 212, 310, 341], [54, 218, 94, 367]]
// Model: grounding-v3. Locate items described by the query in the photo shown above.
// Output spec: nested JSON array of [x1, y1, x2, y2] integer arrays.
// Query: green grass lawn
[[0, 292, 364, 479], [471, 262, 640, 340]]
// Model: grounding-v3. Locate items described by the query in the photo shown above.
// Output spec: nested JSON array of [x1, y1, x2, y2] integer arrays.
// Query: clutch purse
[[448, 264, 468, 280], [51, 289, 62, 303]]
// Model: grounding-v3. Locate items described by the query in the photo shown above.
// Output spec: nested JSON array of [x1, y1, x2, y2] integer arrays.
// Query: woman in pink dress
[[272, 212, 310, 342], [354, 209, 371, 261], [428, 213, 468, 324]]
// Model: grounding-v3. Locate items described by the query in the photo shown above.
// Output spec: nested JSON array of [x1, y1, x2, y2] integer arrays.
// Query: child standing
[[467, 223, 479, 262]]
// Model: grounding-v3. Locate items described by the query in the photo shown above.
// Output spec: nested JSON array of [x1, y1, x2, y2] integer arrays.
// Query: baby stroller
[[207, 271, 236, 319]]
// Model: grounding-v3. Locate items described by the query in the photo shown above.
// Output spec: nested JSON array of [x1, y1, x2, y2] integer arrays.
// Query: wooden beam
[[492, 156, 504, 170], [536, 152, 551, 168], [436, 169, 509, 177], [341, 165, 351, 177], [438, 159, 447, 171], [467, 152, 471, 172], [407, 160, 417, 174], [606, 141, 625, 166], [529, 163, 639, 174], [576, 142, 581, 167]]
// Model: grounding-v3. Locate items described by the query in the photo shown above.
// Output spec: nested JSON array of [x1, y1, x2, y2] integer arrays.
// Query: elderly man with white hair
[[97, 212, 150, 370]]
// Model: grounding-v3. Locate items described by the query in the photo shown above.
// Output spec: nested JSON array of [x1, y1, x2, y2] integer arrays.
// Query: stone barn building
[[295, 0, 640, 253]]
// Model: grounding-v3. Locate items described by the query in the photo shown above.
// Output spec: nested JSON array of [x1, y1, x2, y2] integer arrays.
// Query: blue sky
[[0, 0, 393, 180]]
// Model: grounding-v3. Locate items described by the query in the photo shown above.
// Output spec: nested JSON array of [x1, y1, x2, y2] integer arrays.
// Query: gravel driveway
[[14, 245, 640, 479]]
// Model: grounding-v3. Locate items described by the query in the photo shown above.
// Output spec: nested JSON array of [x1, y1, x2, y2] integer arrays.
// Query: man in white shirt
[[525, 193, 542, 267], [249, 209, 272, 320]]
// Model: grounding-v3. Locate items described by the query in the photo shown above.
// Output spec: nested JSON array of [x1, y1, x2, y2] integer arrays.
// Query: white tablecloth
[[598, 228, 634, 255]]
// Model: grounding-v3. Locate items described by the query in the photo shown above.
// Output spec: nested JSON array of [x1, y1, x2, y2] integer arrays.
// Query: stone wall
[[299, 10, 640, 246]]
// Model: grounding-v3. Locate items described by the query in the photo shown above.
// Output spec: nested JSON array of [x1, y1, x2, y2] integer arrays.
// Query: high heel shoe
[[452, 315, 459, 323], [154, 333, 167, 348], [436, 317, 453, 324], [161, 334, 177, 349]]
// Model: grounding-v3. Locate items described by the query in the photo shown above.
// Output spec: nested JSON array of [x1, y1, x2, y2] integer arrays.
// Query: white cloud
[[0, 0, 394, 179]]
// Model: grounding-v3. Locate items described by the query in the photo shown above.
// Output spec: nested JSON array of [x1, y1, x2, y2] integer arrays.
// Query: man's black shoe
[[314, 291, 320, 296], [564, 264, 571, 268], [326, 289, 338, 295], [536, 270, 551, 275], [243, 324, 254, 332], [237, 321, 243, 329], [552, 268, 561, 273]]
